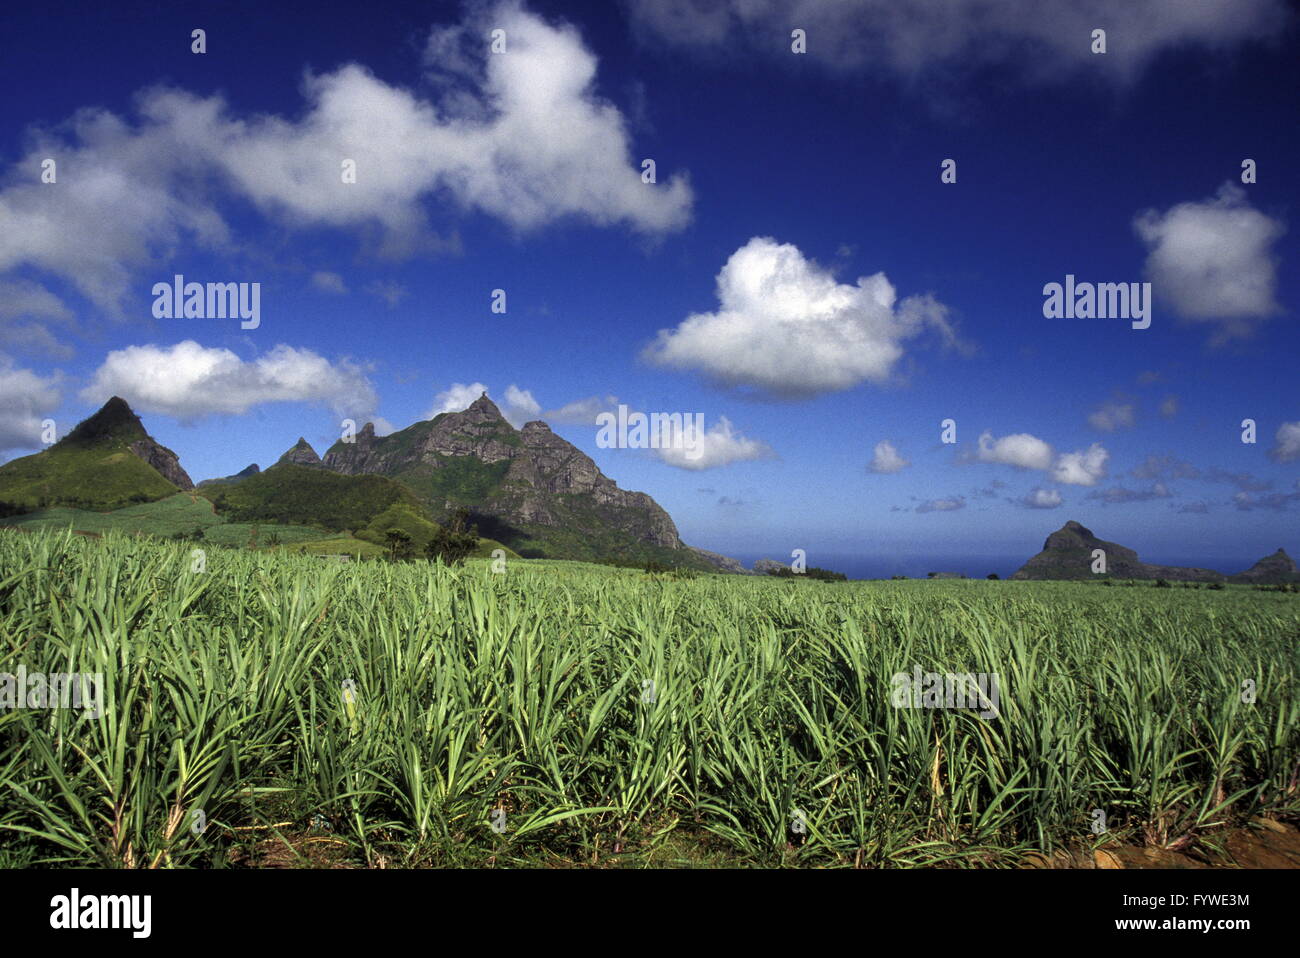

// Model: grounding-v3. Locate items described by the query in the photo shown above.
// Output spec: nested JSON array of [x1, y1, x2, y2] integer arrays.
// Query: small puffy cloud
[[1269, 421, 1300, 463], [1177, 501, 1209, 514], [1051, 443, 1109, 487], [501, 384, 541, 427], [1086, 482, 1172, 504], [80, 340, 377, 421], [1131, 455, 1199, 481], [544, 394, 618, 425], [1087, 401, 1135, 432], [1018, 487, 1062, 509], [973, 430, 1054, 470], [312, 271, 348, 294], [366, 280, 407, 308], [652, 415, 775, 471], [916, 496, 965, 514], [0, 356, 62, 453], [967, 429, 1107, 486], [1134, 183, 1286, 340], [1159, 395, 1179, 418], [642, 236, 960, 398], [868, 439, 909, 474]]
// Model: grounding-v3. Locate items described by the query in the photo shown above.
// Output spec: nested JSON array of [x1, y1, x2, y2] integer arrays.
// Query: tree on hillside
[[425, 508, 478, 566], [385, 528, 413, 561]]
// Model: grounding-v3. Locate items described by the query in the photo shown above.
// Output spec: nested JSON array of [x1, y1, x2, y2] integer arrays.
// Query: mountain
[[1228, 549, 1300, 584], [1011, 520, 1296, 583], [0, 397, 191, 513], [322, 393, 721, 569], [197, 463, 260, 487], [276, 438, 325, 469]]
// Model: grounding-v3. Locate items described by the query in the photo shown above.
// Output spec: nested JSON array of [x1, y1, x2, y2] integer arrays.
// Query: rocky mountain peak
[[277, 438, 324, 468], [64, 396, 193, 490], [461, 393, 506, 423], [66, 396, 147, 446]]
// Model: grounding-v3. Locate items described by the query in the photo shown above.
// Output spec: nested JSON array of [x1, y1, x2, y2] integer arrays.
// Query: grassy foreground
[[1, 528, 1296, 868]]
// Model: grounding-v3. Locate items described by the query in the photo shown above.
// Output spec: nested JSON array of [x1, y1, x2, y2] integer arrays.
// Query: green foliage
[[2, 529, 1295, 869], [0, 445, 179, 513], [767, 565, 848, 582], [355, 503, 441, 553], [423, 508, 478, 566], [199, 464, 425, 531], [401, 455, 513, 507]]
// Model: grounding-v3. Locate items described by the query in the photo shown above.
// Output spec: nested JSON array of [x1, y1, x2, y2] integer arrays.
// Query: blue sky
[[1, 0, 1297, 572]]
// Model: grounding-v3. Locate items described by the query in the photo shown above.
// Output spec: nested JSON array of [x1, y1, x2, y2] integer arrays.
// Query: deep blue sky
[[1, 0, 1296, 573]]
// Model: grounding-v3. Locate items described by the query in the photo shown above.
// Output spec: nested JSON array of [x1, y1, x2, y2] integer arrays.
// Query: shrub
[[424, 508, 477, 566]]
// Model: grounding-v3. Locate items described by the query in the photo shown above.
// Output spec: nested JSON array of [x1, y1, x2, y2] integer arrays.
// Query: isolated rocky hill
[[1013, 520, 1293, 583], [1228, 548, 1299, 584], [0, 396, 192, 512]]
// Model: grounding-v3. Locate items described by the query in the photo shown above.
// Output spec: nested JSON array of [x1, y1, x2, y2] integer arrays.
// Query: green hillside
[[0, 396, 186, 513], [0, 439, 178, 514], [197, 463, 428, 531]]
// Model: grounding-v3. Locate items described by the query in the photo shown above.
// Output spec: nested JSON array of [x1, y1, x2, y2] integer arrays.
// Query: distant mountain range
[[0, 395, 740, 570], [2, 401, 1293, 582], [1012, 520, 1297, 584]]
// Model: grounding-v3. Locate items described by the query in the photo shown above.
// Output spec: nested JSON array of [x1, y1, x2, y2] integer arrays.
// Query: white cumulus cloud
[[642, 236, 959, 397], [1134, 183, 1285, 341], [1051, 443, 1110, 486], [868, 439, 910, 474], [80, 341, 377, 421], [974, 430, 1054, 470], [0, 1, 691, 318], [652, 415, 775, 470]]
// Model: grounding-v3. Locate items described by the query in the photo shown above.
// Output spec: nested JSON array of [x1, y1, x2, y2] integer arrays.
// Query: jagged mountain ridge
[[321, 393, 720, 567]]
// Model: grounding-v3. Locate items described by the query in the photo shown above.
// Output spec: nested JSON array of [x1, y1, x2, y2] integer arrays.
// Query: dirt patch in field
[[1026, 819, 1300, 869]]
